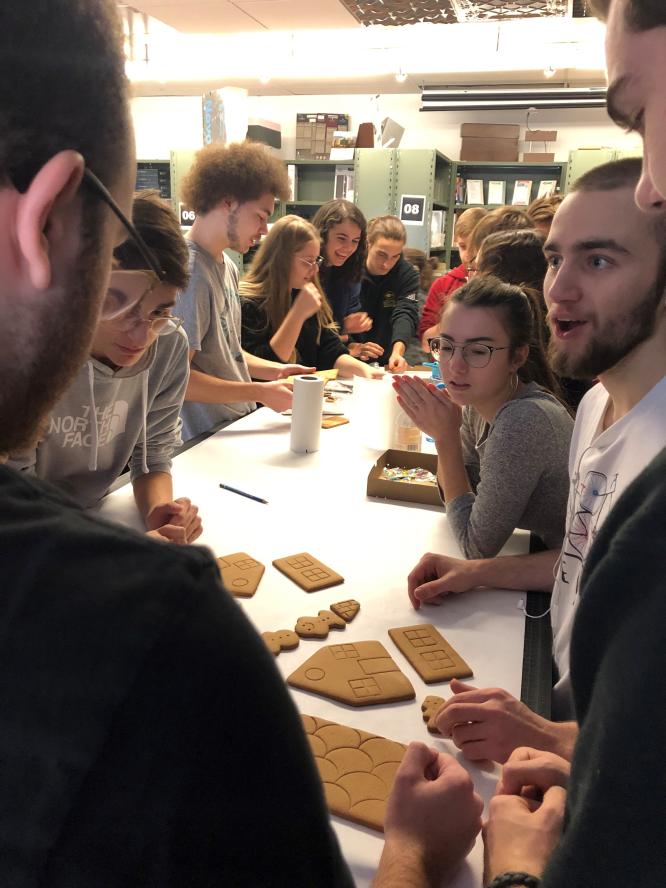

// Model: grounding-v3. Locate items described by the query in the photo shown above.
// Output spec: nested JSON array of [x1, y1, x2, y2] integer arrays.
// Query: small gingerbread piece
[[317, 610, 346, 631], [330, 599, 360, 623], [295, 616, 330, 639], [421, 695, 445, 735], [261, 630, 300, 657], [217, 552, 265, 598]]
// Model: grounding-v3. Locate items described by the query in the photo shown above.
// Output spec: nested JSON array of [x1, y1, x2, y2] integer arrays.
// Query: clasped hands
[[385, 740, 567, 885], [392, 374, 462, 440]]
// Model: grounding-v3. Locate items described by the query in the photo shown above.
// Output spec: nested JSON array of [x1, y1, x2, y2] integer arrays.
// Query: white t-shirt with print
[[551, 374, 666, 717]]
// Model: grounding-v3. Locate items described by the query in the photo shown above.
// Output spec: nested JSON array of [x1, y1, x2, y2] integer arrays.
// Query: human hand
[[146, 497, 202, 544], [496, 747, 571, 799], [483, 785, 566, 882], [275, 364, 317, 380], [393, 374, 462, 440], [257, 379, 294, 413], [407, 552, 480, 609], [384, 742, 483, 884], [146, 525, 186, 544], [292, 283, 322, 320], [421, 324, 439, 354], [343, 311, 373, 334], [434, 680, 561, 764], [348, 340, 384, 361], [387, 351, 409, 373]]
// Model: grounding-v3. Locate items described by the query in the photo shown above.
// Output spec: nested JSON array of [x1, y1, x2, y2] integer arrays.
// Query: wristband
[[488, 874, 541, 888]]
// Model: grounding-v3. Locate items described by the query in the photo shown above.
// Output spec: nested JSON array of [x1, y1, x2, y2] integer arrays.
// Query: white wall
[[132, 92, 642, 164]]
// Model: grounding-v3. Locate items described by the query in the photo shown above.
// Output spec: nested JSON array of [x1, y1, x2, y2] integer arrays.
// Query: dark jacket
[[358, 257, 419, 364], [319, 265, 362, 332], [0, 466, 353, 888], [542, 446, 666, 887], [240, 291, 348, 371]]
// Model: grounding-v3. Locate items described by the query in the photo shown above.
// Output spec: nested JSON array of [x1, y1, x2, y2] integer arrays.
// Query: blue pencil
[[219, 483, 268, 505]]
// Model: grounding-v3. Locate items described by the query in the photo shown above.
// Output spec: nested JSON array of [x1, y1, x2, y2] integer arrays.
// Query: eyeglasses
[[82, 167, 166, 318], [428, 336, 510, 368], [106, 271, 182, 335], [297, 255, 324, 269]]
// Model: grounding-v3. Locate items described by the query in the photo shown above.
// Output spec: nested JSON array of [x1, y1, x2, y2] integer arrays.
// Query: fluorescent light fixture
[[420, 86, 607, 111]]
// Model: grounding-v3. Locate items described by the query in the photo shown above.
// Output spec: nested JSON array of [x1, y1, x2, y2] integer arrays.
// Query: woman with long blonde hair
[[240, 215, 380, 378]]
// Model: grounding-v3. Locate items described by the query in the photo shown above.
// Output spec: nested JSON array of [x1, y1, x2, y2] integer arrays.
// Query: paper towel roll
[[290, 374, 325, 453]]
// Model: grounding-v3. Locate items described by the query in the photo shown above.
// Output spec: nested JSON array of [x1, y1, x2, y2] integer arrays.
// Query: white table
[[98, 402, 530, 888]]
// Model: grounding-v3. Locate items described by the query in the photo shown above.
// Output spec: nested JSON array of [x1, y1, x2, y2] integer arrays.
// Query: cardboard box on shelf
[[461, 123, 520, 140], [523, 152, 556, 162], [367, 450, 440, 507], [461, 138, 519, 162]]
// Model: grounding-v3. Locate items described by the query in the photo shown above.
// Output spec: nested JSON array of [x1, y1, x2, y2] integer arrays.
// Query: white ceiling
[[123, 2, 606, 97], [127, 0, 359, 33]]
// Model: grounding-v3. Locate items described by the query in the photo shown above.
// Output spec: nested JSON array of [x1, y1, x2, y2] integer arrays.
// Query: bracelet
[[488, 874, 541, 888]]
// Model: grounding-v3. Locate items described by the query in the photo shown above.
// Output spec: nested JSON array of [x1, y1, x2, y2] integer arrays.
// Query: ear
[[511, 344, 530, 372], [15, 150, 85, 290]]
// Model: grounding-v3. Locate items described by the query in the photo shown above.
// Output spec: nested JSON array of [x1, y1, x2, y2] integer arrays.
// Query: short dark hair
[[590, 0, 666, 28], [182, 141, 290, 214], [0, 0, 129, 194], [312, 199, 367, 284], [477, 229, 547, 295], [571, 156, 644, 192], [114, 191, 190, 290]]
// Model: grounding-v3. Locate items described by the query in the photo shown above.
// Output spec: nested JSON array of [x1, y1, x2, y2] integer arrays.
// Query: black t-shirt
[[0, 466, 353, 887], [541, 447, 666, 887], [358, 257, 419, 364], [241, 292, 348, 370]]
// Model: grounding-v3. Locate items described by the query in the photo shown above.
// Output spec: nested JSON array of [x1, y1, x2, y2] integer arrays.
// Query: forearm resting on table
[[244, 350, 286, 381], [185, 368, 262, 404], [374, 840, 434, 888], [133, 471, 173, 527], [469, 548, 560, 593]]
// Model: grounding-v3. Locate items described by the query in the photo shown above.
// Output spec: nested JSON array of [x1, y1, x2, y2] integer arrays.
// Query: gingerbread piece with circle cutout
[[217, 552, 265, 598]]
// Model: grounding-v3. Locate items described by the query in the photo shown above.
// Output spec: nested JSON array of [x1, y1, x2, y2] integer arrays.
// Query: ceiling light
[[259, 73, 271, 85], [395, 68, 407, 84], [544, 65, 557, 78], [420, 86, 607, 111]]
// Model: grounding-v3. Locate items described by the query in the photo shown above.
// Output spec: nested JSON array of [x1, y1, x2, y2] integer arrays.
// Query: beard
[[0, 207, 110, 455], [226, 207, 242, 252], [548, 279, 665, 379]]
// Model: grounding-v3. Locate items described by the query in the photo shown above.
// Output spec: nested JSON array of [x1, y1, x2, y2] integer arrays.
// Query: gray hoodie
[[9, 327, 190, 508]]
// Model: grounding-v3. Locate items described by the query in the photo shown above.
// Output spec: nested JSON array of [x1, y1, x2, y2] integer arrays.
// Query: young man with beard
[[0, 5, 485, 884], [178, 142, 316, 440], [406, 157, 666, 764]]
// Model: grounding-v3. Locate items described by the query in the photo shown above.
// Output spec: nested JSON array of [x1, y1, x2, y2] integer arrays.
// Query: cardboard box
[[461, 123, 520, 140], [461, 138, 519, 162], [522, 151, 555, 162], [367, 449, 440, 507], [525, 129, 558, 141]]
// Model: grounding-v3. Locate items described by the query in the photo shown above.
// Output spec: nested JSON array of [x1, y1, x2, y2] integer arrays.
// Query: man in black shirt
[[0, 3, 483, 885]]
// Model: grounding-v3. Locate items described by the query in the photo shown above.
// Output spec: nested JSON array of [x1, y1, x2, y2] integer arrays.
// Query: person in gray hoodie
[[10, 191, 202, 544]]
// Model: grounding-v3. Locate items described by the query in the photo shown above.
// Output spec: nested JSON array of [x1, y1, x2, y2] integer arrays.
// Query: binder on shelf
[[334, 165, 355, 201], [536, 179, 558, 199], [287, 164, 296, 201], [455, 175, 465, 205], [465, 179, 484, 205], [487, 180, 506, 205], [511, 179, 533, 206]]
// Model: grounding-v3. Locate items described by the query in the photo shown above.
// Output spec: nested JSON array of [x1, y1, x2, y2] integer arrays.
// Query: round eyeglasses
[[428, 336, 510, 369], [106, 271, 182, 335], [297, 255, 324, 269]]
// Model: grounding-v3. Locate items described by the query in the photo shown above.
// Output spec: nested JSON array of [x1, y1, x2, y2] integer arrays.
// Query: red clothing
[[418, 264, 468, 339]]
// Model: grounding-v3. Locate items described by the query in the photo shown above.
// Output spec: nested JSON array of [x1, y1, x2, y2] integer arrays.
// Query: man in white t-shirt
[[406, 156, 666, 763]]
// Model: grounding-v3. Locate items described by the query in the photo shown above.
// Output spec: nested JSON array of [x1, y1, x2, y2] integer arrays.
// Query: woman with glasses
[[240, 215, 381, 378], [9, 191, 202, 544], [394, 275, 573, 560]]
